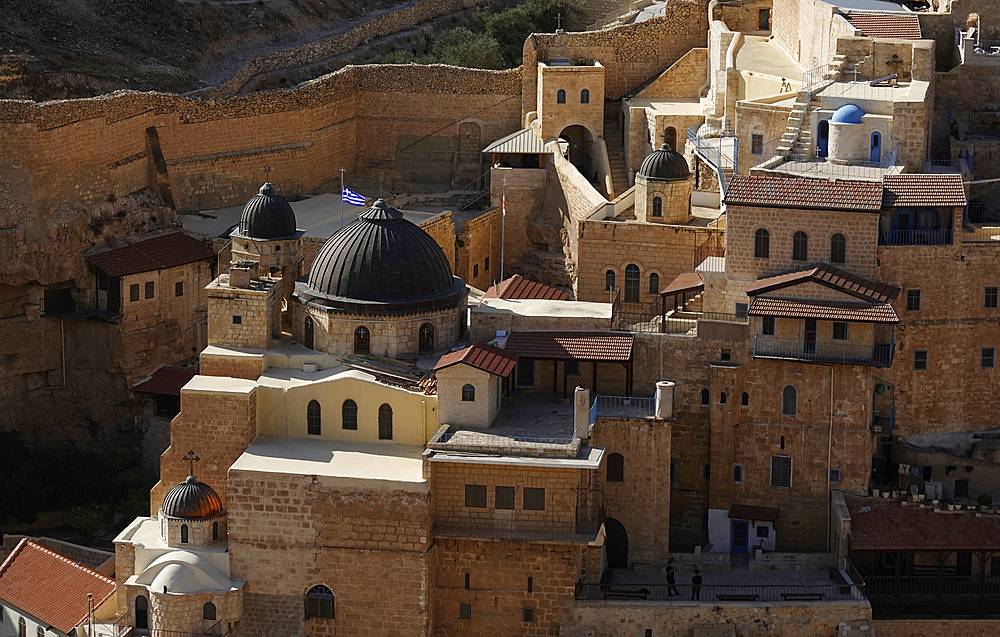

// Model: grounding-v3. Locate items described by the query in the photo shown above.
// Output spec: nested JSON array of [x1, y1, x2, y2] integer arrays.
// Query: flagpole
[[340, 167, 346, 228], [501, 176, 506, 283]]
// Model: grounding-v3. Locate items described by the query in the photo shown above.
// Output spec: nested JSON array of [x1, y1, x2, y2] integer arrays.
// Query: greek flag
[[342, 187, 365, 206]]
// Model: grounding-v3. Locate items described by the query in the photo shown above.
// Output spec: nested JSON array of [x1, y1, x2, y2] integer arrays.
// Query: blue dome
[[831, 104, 866, 124]]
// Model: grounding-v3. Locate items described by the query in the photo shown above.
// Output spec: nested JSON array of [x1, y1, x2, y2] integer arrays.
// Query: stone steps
[[603, 119, 630, 197]]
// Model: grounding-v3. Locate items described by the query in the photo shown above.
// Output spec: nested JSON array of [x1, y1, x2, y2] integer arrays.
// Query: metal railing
[[801, 64, 833, 91], [974, 39, 1000, 54], [872, 410, 894, 434], [592, 394, 656, 420], [967, 203, 1000, 224], [41, 293, 122, 320], [694, 234, 725, 269], [878, 228, 953, 246], [755, 145, 900, 178], [612, 297, 747, 334], [961, 225, 1000, 243], [576, 582, 865, 603], [864, 574, 1000, 619], [687, 125, 736, 194], [923, 158, 971, 174], [753, 336, 893, 367]]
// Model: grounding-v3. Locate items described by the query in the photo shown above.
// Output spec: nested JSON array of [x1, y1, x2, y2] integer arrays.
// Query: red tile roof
[[504, 331, 634, 362], [844, 494, 1000, 552], [87, 232, 216, 277], [845, 14, 921, 39], [882, 174, 967, 208], [749, 296, 899, 323], [434, 342, 520, 377], [133, 366, 198, 396], [725, 175, 883, 212], [730, 504, 780, 522], [747, 263, 901, 303], [0, 539, 116, 634], [483, 275, 570, 301], [660, 272, 705, 296]]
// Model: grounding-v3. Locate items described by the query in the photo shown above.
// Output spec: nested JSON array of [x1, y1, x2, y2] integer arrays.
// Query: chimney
[[229, 260, 259, 288], [574, 385, 591, 440], [655, 381, 675, 419]]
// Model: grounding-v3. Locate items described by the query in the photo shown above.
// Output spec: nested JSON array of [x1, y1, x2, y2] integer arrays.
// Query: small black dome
[[237, 183, 297, 240], [162, 475, 224, 519], [303, 200, 463, 310], [637, 144, 691, 181]]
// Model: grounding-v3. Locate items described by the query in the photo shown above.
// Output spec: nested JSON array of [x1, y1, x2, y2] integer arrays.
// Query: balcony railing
[[41, 293, 122, 320], [576, 582, 865, 603], [592, 395, 656, 420], [753, 336, 893, 367], [863, 574, 1000, 619], [878, 229, 953, 246], [961, 225, 1000, 243]]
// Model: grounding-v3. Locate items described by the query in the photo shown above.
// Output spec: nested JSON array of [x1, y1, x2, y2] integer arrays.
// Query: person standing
[[666, 560, 680, 596], [691, 569, 703, 600]]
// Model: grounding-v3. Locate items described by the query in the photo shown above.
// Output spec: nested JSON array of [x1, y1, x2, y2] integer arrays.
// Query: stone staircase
[[776, 93, 823, 156], [603, 118, 631, 198], [680, 291, 704, 312]]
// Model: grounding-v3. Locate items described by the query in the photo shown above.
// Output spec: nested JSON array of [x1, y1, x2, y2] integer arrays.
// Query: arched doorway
[[817, 120, 829, 157], [870, 131, 882, 162], [605, 518, 629, 569], [664, 127, 677, 152], [558, 125, 596, 179], [135, 595, 149, 629]]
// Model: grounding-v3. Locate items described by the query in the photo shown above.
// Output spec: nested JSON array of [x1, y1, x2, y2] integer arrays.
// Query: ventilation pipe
[[574, 385, 591, 440], [655, 381, 675, 419]]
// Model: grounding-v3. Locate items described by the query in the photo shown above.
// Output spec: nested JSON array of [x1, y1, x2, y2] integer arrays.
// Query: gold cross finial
[[182, 450, 200, 478]]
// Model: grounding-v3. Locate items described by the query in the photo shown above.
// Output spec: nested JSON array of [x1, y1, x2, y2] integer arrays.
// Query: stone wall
[[489, 167, 548, 272], [874, 619, 1000, 637], [207, 276, 281, 350], [716, 0, 774, 34], [545, 145, 608, 285], [735, 100, 792, 175], [420, 211, 457, 273], [458, 207, 503, 291], [636, 48, 709, 99]]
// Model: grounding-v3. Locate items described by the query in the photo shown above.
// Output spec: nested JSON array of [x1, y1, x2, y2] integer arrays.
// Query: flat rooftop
[[626, 97, 703, 116], [475, 392, 576, 440], [230, 434, 427, 491], [735, 36, 802, 79], [474, 297, 611, 320]]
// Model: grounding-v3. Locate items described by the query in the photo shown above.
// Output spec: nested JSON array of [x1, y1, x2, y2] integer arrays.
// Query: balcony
[[878, 229, 953, 246], [753, 336, 893, 367], [590, 394, 656, 424], [41, 292, 122, 321]]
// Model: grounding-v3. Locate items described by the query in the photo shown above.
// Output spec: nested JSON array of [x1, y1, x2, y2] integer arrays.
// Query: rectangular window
[[771, 456, 792, 487], [986, 287, 999, 309], [232, 315, 242, 325], [495, 486, 515, 510], [702, 462, 711, 481], [832, 321, 848, 341], [992, 556, 1000, 576], [762, 316, 775, 336], [735, 302, 748, 319], [565, 361, 580, 376], [144, 281, 155, 299], [516, 358, 535, 387], [756, 525, 769, 538], [175, 281, 184, 297], [473, 264, 479, 278], [913, 349, 928, 370], [523, 487, 545, 511], [522, 608, 535, 623], [751, 133, 763, 154], [527, 576, 533, 592], [829, 468, 841, 483], [905, 289, 921, 311], [465, 484, 487, 508], [720, 349, 731, 362], [464, 573, 470, 589], [954, 479, 970, 499], [982, 347, 995, 369], [130, 283, 140, 302], [484, 257, 490, 271], [459, 604, 472, 620]]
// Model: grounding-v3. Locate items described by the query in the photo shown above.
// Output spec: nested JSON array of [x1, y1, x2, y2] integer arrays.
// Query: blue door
[[817, 120, 829, 157], [870, 131, 881, 163], [731, 520, 749, 553]]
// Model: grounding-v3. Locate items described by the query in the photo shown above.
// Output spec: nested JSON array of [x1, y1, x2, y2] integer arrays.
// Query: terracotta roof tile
[[435, 342, 520, 377], [730, 504, 780, 522], [133, 366, 198, 396], [845, 14, 921, 39], [660, 272, 705, 296], [844, 494, 1000, 552], [483, 275, 570, 301], [725, 175, 883, 212], [504, 331, 634, 362], [0, 539, 116, 634], [87, 232, 216, 277], [747, 263, 901, 303], [749, 297, 899, 323], [882, 174, 967, 207]]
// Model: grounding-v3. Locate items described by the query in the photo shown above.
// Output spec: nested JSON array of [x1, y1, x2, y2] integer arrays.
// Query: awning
[[730, 504, 779, 522], [504, 331, 633, 362], [482, 128, 552, 155], [660, 272, 704, 296], [133, 366, 198, 396], [749, 297, 899, 323]]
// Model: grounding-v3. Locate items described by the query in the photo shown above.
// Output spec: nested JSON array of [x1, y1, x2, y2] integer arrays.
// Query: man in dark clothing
[[666, 559, 680, 596], [691, 569, 703, 600]]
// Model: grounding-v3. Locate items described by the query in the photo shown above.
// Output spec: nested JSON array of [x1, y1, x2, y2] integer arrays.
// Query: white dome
[[136, 551, 234, 594]]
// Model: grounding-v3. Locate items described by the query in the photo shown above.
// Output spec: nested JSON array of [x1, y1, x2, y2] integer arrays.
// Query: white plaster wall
[[708, 508, 731, 553]]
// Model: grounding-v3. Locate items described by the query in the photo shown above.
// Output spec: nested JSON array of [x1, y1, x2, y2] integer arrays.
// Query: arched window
[[782, 385, 797, 416], [664, 127, 677, 152], [556, 89, 566, 104], [605, 270, 616, 292], [305, 584, 335, 619], [203, 602, 217, 621], [720, 392, 727, 404], [651, 196, 663, 218], [37, 627, 44, 637], [754, 228, 770, 258], [462, 384, 476, 401], [307, 400, 321, 436], [830, 233, 846, 263], [624, 264, 640, 303], [607, 453, 624, 482], [741, 392, 749, 406], [135, 596, 149, 629], [18, 618, 25, 637], [701, 388, 710, 406], [580, 88, 590, 104], [378, 404, 393, 440], [733, 465, 743, 483], [342, 399, 358, 430], [303, 317, 314, 350], [354, 326, 370, 354], [419, 323, 434, 354], [792, 231, 808, 261], [649, 273, 660, 294], [212, 521, 219, 541]]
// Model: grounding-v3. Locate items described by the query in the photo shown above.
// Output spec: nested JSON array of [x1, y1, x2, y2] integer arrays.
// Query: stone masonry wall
[[490, 167, 547, 272], [207, 276, 281, 350], [874, 619, 1000, 637], [458, 207, 503, 291], [636, 48, 709, 100]]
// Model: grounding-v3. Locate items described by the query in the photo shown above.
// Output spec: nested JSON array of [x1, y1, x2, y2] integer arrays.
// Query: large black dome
[[236, 183, 298, 240], [301, 200, 465, 312], [637, 144, 691, 181], [162, 475, 224, 519]]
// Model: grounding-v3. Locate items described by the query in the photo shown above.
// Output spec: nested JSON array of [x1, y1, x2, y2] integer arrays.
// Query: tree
[[0, 431, 40, 538], [429, 28, 503, 70], [483, 7, 535, 67]]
